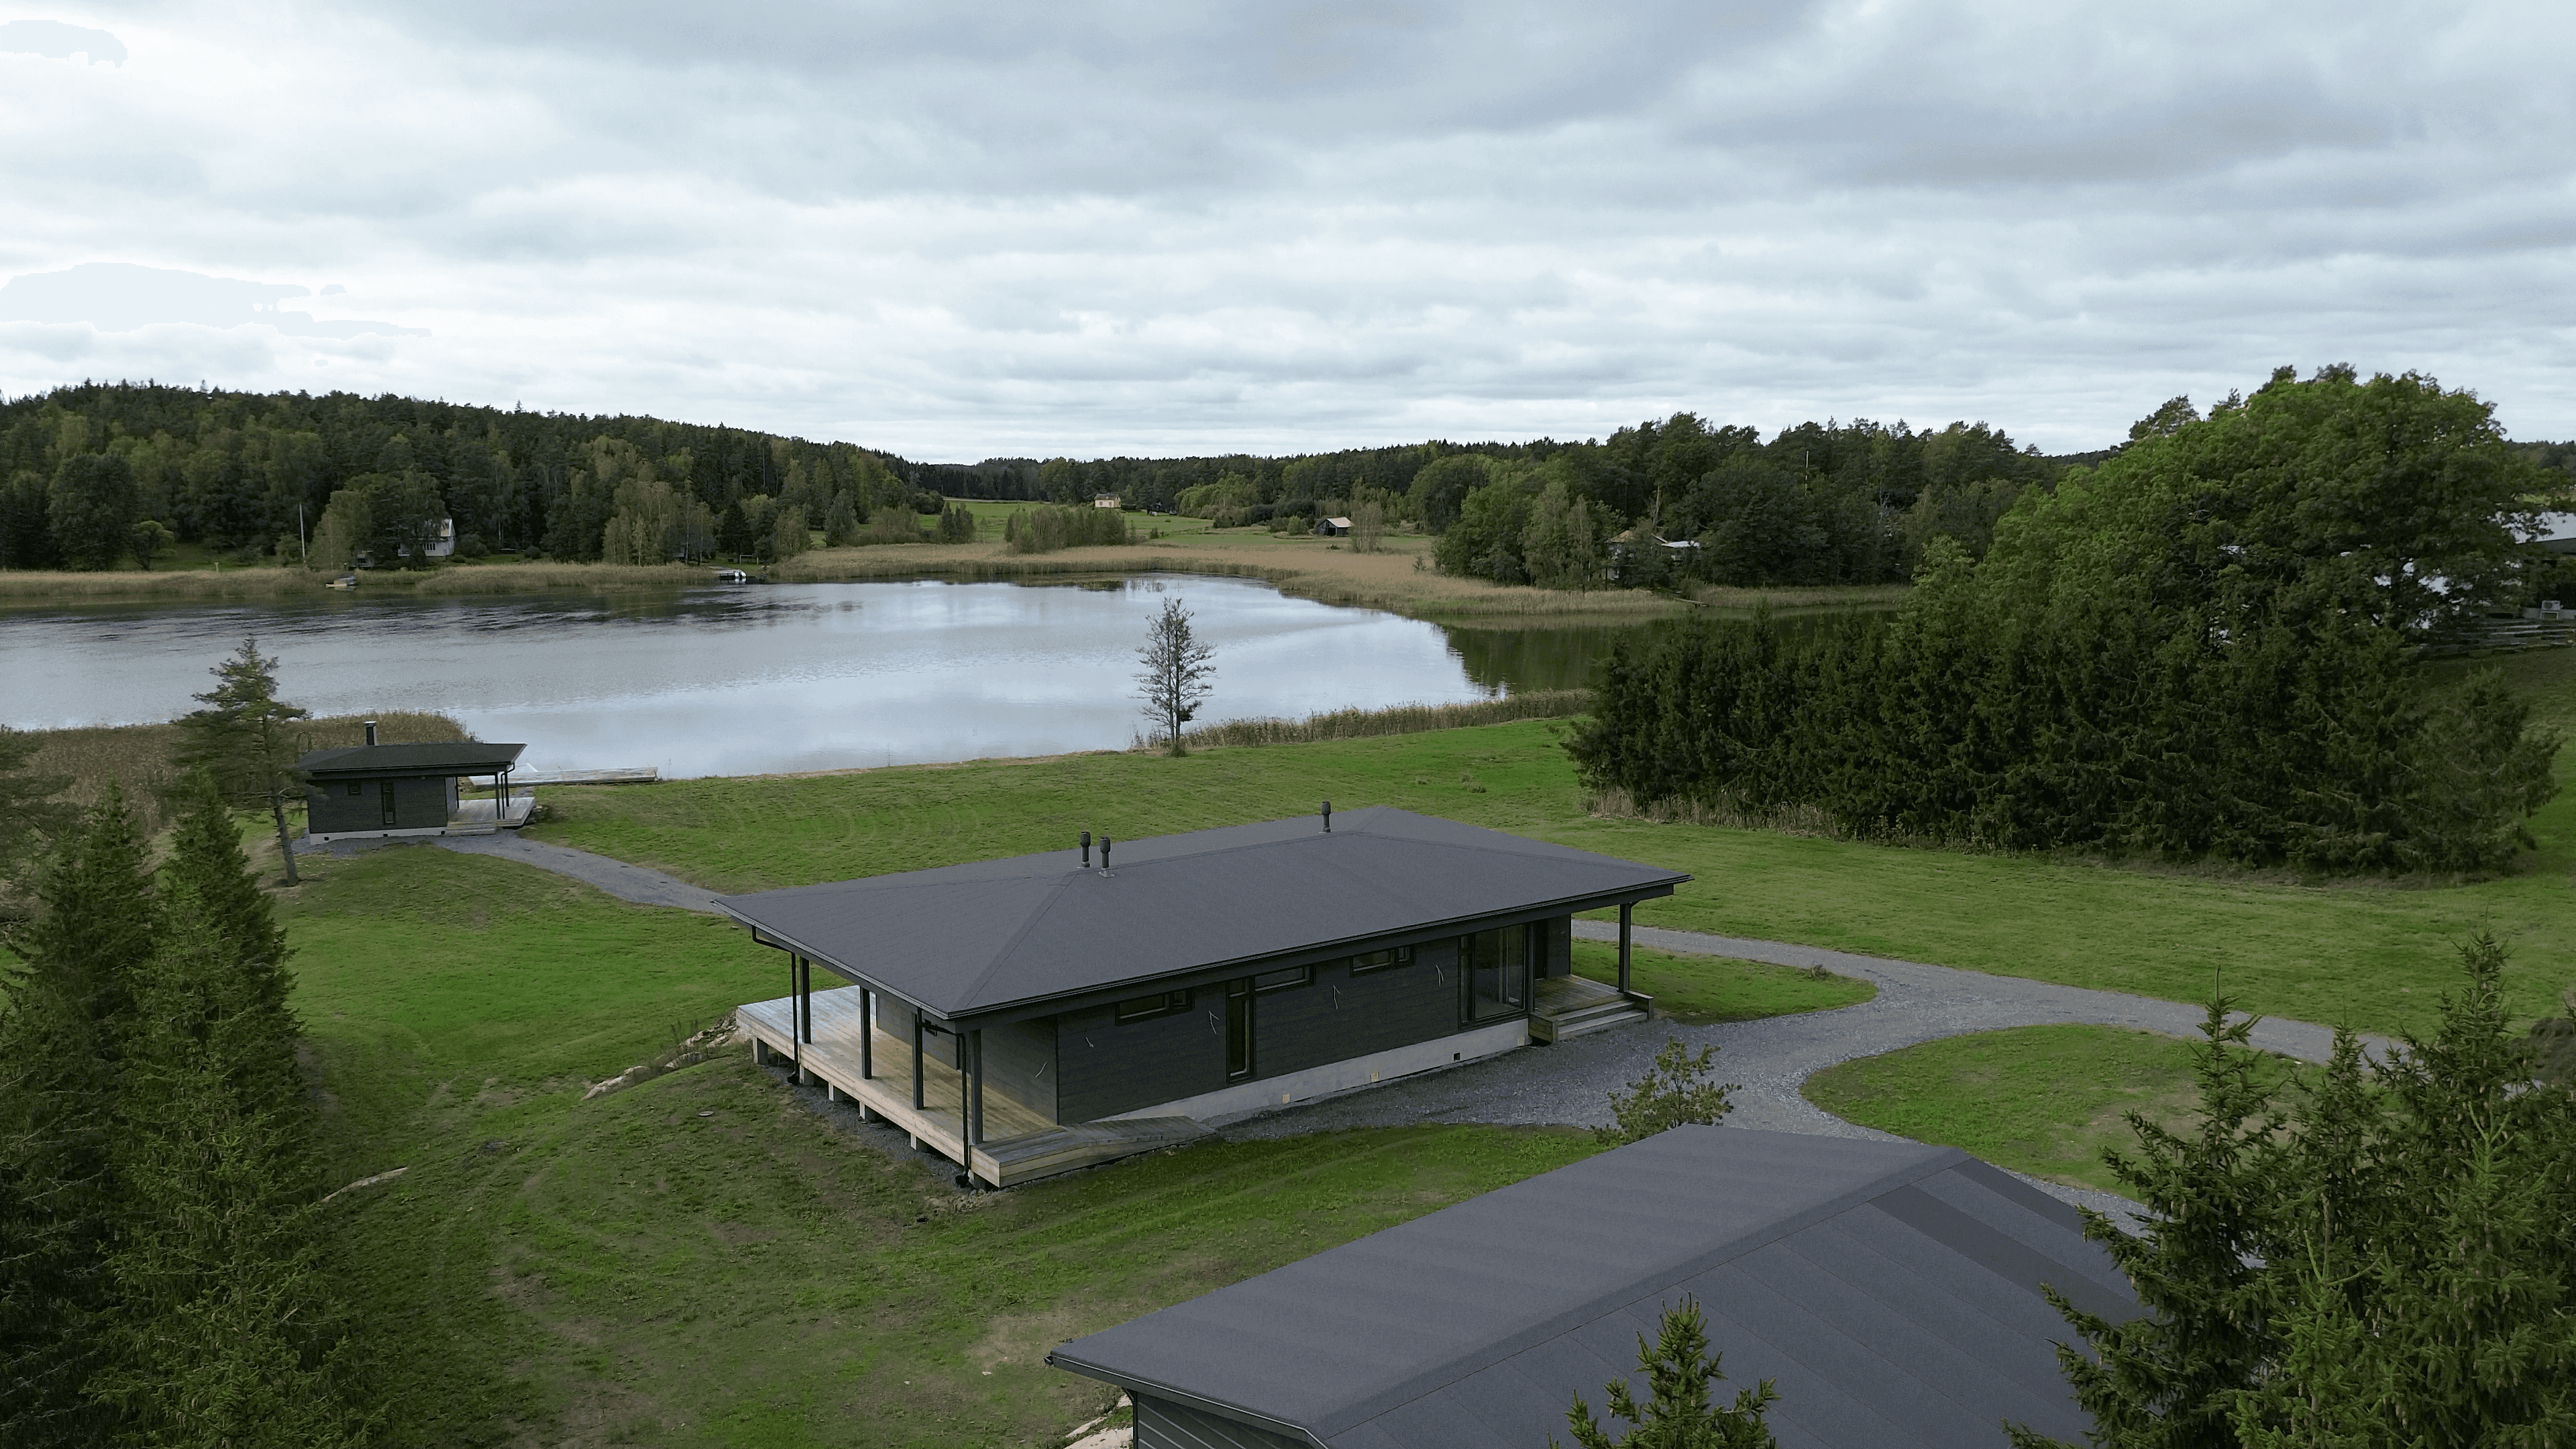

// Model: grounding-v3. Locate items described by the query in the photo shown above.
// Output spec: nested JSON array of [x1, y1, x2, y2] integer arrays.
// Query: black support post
[[859, 988, 873, 1079], [1617, 903, 1632, 994], [969, 1030, 984, 1147], [911, 1011, 925, 1110]]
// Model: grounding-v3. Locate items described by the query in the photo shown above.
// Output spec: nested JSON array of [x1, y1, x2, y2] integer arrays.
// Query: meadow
[[527, 704, 2576, 1035]]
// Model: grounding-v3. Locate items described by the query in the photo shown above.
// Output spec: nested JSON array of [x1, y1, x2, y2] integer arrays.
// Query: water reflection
[[4, 575, 1645, 777]]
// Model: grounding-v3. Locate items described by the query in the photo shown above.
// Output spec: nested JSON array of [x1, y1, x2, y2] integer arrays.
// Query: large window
[[1459, 925, 1529, 1024], [1348, 945, 1413, 976], [1114, 988, 1190, 1023], [1226, 981, 1253, 1079]]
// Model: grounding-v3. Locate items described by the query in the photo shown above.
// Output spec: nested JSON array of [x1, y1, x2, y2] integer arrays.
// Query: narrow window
[[379, 780, 397, 826], [1252, 964, 1309, 994], [1226, 980, 1252, 1079], [1114, 989, 1190, 1024], [1348, 945, 1413, 976]]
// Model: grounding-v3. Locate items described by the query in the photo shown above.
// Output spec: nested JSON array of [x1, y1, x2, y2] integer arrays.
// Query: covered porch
[[737, 973, 1206, 1187]]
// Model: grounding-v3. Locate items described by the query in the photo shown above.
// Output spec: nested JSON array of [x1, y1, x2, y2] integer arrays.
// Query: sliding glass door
[[1459, 924, 1529, 1025]]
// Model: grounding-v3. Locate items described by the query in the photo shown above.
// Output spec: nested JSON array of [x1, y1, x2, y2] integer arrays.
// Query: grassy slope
[[1799, 1024, 2312, 1197], [529, 715, 2576, 1035], [282, 844, 1597, 1448]]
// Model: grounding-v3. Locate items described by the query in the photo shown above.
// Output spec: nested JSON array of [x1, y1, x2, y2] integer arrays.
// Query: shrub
[[1595, 1037, 1737, 1146], [1004, 504, 1129, 554]]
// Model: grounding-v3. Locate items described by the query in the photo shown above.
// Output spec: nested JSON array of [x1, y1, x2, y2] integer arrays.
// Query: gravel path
[[346, 831, 2376, 1223]]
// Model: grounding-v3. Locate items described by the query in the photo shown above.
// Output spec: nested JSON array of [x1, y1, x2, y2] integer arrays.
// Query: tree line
[[0, 382, 941, 572], [1568, 368, 2564, 875]]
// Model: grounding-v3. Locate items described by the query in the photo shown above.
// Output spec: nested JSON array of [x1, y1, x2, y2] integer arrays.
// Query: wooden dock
[[737, 988, 1208, 1187]]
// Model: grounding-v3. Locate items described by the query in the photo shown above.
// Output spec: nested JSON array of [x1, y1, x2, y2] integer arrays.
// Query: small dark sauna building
[[300, 729, 531, 843], [1050, 1126, 2144, 1449], [722, 808, 1686, 1186]]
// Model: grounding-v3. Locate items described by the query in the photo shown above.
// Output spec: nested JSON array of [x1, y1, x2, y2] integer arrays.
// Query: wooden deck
[[737, 988, 1208, 1187], [1529, 973, 1652, 1043]]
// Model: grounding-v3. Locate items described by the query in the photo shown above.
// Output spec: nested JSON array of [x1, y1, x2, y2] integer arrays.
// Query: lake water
[[2, 575, 1631, 777]]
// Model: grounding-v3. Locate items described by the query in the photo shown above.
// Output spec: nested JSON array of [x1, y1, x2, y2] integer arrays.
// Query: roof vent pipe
[[1322, 800, 1332, 833], [364, 720, 378, 747], [1099, 836, 1112, 875], [1080, 830, 1091, 867]]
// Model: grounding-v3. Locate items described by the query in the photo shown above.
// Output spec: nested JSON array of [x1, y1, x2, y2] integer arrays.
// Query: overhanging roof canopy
[[1050, 1126, 2141, 1449], [716, 807, 1688, 1020], [299, 742, 528, 777]]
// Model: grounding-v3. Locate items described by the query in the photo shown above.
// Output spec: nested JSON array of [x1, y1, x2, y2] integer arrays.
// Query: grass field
[[1799, 1024, 2313, 1196], [1565, 938, 1874, 1023], [280, 843, 1601, 1448], [526, 710, 2576, 1035]]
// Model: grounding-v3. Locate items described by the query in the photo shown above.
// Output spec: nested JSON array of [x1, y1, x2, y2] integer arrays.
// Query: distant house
[[423, 517, 456, 559], [1313, 517, 1353, 537], [300, 724, 531, 843], [1093, 494, 1123, 510], [719, 808, 1683, 1186], [1051, 1126, 2143, 1449]]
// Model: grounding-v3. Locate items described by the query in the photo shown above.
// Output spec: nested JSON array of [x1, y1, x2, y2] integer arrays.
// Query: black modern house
[[720, 807, 1687, 1185], [1049, 1126, 2143, 1449], [300, 725, 531, 843]]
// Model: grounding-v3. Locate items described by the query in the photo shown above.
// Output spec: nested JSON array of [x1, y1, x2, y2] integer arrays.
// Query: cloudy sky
[[2, 2, 2570, 460]]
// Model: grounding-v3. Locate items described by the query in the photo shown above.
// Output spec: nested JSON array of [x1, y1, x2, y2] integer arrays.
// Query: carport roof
[[1049, 1126, 2142, 1449], [714, 806, 1688, 1019]]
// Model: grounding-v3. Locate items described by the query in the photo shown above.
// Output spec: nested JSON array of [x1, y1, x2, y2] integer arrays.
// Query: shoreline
[[0, 534, 1909, 626]]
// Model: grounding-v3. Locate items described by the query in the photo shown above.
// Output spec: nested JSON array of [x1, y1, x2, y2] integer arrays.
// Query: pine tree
[[173, 637, 312, 886], [160, 772, 303, 1123], [0, 724, 73, 894], [0, 788, 156, 1446], [1134, 596, 1216, 756], [1558, 1295, 1780, 1448]]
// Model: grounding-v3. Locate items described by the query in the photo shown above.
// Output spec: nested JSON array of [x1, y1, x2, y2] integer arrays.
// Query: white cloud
[[1, 0, 2570, 454]]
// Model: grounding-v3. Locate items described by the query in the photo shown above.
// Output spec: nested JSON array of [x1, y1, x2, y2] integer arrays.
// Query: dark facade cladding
[[299, 740, 527, 835], [1050, 1127, 2145, 1449]]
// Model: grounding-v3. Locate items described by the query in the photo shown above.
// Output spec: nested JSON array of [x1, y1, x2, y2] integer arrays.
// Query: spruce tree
[[1557, 1295, 1780, 1448], [158, 773, 301, 1118], [89, 869, 360, 1448], [0, 788, 156, 1446]]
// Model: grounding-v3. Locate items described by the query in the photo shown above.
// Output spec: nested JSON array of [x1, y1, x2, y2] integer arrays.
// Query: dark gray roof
[[716, 807, 1687, 1020], [299, 742, 527, 775], [1049, 1126, 2139, 1449]]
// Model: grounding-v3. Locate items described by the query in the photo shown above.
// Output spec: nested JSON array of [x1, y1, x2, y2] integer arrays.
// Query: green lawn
[[1799, 1024, 2310, 1196], [282, 843, 1597, 1448], [1565, 938, 1874, 1023], [528, 711, 2576, 1036]]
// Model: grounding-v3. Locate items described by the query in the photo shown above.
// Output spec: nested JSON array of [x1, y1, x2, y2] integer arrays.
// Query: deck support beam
[[1617, 903, 1632, 994]]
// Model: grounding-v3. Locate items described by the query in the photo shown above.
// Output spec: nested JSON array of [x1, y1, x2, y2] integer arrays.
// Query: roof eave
[[1040, 1352, 1327, 1449], [720, 875, 1688, 1025]]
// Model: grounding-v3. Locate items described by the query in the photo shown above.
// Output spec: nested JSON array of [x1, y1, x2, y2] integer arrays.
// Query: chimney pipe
[[364, 720, 378, 747], [1321, 800, 1332, 833], [1080, 830, 1091, 867], [1099, 836, 1112, 874]]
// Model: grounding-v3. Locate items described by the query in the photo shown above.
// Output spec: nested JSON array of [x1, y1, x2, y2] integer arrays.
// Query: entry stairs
[[1529, 974, 1653, 1043]]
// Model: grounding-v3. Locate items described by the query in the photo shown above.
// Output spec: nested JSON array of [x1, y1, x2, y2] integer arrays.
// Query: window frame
[[1251, 964, 1311, 994], [1113, 987, 1191, 1024], [1347, 945, 1414, 977]]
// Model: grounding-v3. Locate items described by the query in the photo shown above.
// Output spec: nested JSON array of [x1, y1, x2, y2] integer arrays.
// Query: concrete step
[[1530, 1000, 1651, 1043]]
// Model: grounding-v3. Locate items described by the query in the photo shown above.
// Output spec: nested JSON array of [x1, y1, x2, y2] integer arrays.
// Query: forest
[[1568, 367, 2566, 875]]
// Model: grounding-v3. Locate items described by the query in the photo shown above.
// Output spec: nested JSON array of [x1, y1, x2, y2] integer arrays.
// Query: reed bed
[[1170, 690, 1590, 750], [17, 711, 468, 837], [1686, 582, 1913, 612]]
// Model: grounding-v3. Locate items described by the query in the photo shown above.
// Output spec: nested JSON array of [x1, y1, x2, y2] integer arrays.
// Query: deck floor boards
[[738, 989, 1202, 1185]]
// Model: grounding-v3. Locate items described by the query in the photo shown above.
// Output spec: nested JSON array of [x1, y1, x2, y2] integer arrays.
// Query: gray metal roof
[[715, 807, 1688, 1020], [299, 742, 527, 775], [1049, 1126, 2139, 1449]]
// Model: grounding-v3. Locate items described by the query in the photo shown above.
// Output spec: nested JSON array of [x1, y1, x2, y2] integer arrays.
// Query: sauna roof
[[1049, 1126, 2143, 1449], [714, 806, 1686, 1020], [298, 742, 527, 776]]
